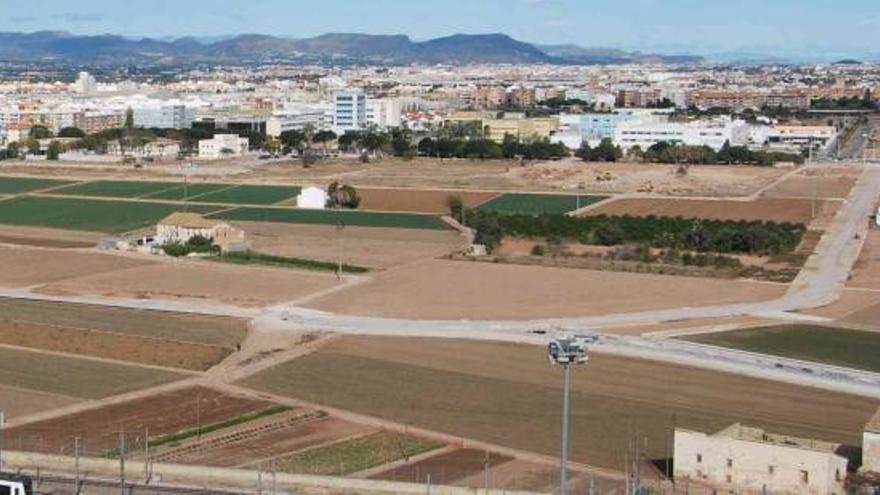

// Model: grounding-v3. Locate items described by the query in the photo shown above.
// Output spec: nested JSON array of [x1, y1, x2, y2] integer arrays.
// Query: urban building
[[750, 125, 838, 151], [675, 424, 847, 495], [862, 408, 880, 474], [365, 98, 402, 129], [198, 134, 249, 159], [615, 116, 750, 151], [133, 103, 195, 129], [333, 89, 367, 134], [155, 212, 246, 253], [73, 71, 97, 94], [73, 111, 125, 133]]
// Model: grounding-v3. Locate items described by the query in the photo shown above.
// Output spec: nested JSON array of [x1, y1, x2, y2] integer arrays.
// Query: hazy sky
[[2, 0, 878, 57]]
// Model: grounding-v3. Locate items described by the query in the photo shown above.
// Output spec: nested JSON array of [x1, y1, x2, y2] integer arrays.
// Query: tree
[[312, 130, 337, 151], [337, 131, 361, 152], [124, 107, 135, 130], [5, 142, 20, 159], [46, 140, 62, 160], [26, 139, 40, 155], [326, 181, 360, 209], [279, 129, 307, 152], [29, 125, 53, 139], [58, 127, 85, 138], [446, 195, 465, 221]]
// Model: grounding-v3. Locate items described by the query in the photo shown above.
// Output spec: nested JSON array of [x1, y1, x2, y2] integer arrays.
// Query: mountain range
[[0, 31, 705, 66]]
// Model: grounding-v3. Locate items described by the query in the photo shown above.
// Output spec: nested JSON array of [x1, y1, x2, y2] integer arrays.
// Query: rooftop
[[715, 423, 840, 454], [159, 212, 221, 229], [866, 408, 880, 434]]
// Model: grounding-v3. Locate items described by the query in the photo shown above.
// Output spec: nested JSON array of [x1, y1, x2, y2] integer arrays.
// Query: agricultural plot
[[241, 336, 878, 471], [0, 298, 247, 348], [477, 193, 605, 215], [584, 197, 840, 225], [210, 207, 450, 231], [356, 188, 499, 214], [51, 180, 180, 198], [5, 387, 274, 455], [187, 185, 301, 205], [0, 320, 230, 371], [371, 448, 513, 485], [0, 196, 220, 233], [271, 431, 445, 476], [0, 385, 80, 421], [0, 247, 149, 287], [0, 176, 73, 194], [0, 347, 183, 399], [683, 325, 880, 373], [143, 183, 232, 201]]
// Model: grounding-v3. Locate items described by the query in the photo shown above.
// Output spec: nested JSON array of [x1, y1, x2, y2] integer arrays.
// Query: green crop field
[[143, 183, 232, 201], [477, 193, 606, 215], [0, 196, 220, 233], [51, 180, 181, 198], [187, 185, 301, 205], [209, 207, 451, 230], [0, 177, 74, 194], [684, 325, 880, 373]]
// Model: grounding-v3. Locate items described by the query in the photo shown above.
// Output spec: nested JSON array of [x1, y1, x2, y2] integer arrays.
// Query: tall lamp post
[[547, 334, 596, 495]]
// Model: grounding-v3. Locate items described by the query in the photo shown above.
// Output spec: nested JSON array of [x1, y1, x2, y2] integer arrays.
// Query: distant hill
[[0, 31, 701, 66], [538, 44, 704, 65]]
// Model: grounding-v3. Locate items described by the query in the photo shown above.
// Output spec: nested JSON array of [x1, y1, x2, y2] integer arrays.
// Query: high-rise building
[[74, 71, 97, 94], [333, 89, 367, 134]]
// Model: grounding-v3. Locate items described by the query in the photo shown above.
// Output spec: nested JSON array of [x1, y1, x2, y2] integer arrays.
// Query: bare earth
[[306, 259, 787, 320], [763, 171, 859, 199], [242, 336, 878, 470], [236, 221, 466, 270], [0, 320, 229, 371], [35, 259, 339, 308], [848, 230, 880, 290], [0, 247, 151, 288], [0, 225, 102, 248], [356, 187, 498, 213], [0, 385, 80, 420], [585, 197, 841, 225]]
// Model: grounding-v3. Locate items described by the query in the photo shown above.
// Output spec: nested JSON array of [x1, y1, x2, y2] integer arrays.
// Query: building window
[[801, 471, 809, 484], [727, 458, 733, 468], [768, 465, 775, 475], [696, 454, 702, 463], [726, 475, 732, 484], [836, 469, 842, 482]]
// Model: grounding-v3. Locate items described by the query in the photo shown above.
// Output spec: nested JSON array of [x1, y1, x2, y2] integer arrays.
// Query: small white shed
[[297, 186, 329, 209]]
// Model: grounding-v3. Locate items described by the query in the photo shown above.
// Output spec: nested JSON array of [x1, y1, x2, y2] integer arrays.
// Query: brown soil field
[[762, 170, 859, 199], [356, 188, 498, 214], [0, 247, 151, 287], [0, 320, 229, 371], [236, 221, 465, 270], [0, 225, 101, 248], [371, 448, 513, 485], [6, 387, 274, 455], [0, 298, 247, 347], [0, 347, 183, 399], [36, 259, 339, 308], [584, 197, 840, 225], [306, 259, 786, 320], [839, 298, 880, 330], [176, 416, 376, 468], [0, 385, 80, 420], [848, 230, 880, 290], [240, 336, 879, 471]]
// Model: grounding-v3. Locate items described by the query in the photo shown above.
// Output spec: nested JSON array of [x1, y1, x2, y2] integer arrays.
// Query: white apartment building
[[615, 116, 750, 151], [333, 89, 367, 134], [74, 71, 97, 94], [675, 425, 847, 495], [198, 134, 249, 159], [862, 408, 880, 474], [365, 98, 402, 129]]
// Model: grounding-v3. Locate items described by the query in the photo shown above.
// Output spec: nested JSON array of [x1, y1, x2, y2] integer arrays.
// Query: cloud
[[8, 16, 36, 23]]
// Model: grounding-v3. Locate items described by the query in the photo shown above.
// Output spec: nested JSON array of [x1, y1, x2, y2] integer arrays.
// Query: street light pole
[[560, 363, 572, 495], [548, 334, 596, 495]]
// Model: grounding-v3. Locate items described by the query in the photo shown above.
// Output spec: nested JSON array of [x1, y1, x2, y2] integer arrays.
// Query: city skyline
[[2, 0, 879, 61]]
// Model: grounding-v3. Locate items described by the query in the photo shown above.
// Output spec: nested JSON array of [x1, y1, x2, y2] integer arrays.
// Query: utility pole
[[74, 437, 80, 495], [144, 426, 150, 483], [560, 363, 571, 495], [0, 409, 4, 472], [119, 430, 126, 495], [336, 219, 345, 281], [483, 450, 491, 494]]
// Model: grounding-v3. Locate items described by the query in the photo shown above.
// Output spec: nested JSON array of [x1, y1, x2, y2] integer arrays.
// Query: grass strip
[[150, 405, 293, 449], [211, 251, 369, 274]]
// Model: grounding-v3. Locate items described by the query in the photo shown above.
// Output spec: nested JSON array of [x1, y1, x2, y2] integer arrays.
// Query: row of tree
[[467, 211, 806, 256], [417, 135, 569, 160]]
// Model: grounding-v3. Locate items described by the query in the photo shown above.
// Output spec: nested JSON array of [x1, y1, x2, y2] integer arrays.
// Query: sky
[[2, 0, 878, 59]]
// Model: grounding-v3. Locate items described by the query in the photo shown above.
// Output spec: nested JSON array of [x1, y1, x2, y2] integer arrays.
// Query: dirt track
[[357, 188, 497, 214], [0, 386, 80, 420], [306, 259, 786, 320]]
